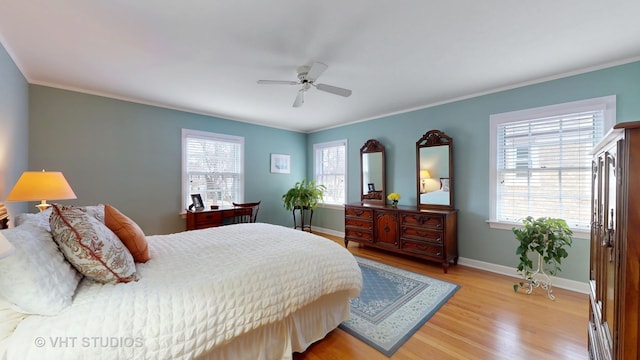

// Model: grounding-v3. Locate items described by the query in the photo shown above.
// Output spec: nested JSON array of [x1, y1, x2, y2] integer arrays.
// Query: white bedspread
[[419, 189, 450, 205], [6, 223, 362, 360]]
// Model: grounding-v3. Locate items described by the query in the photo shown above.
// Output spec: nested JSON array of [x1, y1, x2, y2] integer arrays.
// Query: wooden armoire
[[588, 122, 640, 359]]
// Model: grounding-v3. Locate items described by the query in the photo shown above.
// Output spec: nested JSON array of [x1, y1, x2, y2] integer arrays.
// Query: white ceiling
[[1, 1, 639, 133]]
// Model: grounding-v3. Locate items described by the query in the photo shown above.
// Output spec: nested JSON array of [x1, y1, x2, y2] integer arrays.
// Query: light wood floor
[[294, 233, 589, 360]]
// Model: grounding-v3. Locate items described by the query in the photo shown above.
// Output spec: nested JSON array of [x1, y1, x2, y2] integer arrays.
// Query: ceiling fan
[[257, 62, 352, 107]]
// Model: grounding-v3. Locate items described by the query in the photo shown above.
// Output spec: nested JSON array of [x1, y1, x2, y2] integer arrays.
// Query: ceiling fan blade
[[315, 83, 352, 97], [306, 62, 328, 81], [292, 89, 304, 108], [257, 80, 299, 85]]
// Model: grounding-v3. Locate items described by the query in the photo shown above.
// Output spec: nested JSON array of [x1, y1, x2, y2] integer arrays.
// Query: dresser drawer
[[345, 207, 373, 219], [401, 213, 443, 230], [345, 228, 373, 243], [401, 239, 443, 258], [401, 227, 443, 243], [345, 218, 373, 230], [193, 211, 223, 227]]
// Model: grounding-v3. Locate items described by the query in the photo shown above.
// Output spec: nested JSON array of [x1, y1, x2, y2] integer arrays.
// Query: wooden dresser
[[588, 122, 640, 360], [344, 203, 458, 272]]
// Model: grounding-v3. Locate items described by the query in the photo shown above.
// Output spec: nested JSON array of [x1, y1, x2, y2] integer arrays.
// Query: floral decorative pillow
[[440, 178, 450, 192], [49, 204, 138, 284]]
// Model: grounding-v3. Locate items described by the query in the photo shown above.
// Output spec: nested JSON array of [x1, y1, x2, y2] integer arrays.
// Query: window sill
[[486, 220, 589, 240]]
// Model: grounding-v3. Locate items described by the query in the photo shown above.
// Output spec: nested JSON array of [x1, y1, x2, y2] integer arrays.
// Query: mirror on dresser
[[416, 130, 453, 210], [360, 139, 386, 205]]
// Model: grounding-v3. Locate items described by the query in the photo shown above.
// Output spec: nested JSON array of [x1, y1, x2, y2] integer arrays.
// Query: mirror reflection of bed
[[419, 177, 450, 205], [416, 130, 453, 209]]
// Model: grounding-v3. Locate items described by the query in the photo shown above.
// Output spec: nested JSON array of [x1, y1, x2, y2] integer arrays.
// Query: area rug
[[339, 256, 459, 356]]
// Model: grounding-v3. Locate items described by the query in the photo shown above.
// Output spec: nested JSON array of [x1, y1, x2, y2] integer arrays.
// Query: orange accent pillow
[[104, 204, 150, 263]]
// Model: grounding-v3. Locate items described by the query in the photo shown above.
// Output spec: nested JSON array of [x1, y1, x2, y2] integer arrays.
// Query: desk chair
[[232, 201, 261, 223]]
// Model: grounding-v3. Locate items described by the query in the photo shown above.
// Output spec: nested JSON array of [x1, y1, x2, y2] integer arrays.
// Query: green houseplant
[[282, 179, 326, 231], [512, 216, 573, 299]]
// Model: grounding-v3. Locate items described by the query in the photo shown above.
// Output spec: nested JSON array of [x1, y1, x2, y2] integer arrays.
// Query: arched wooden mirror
[[416, 130, 453, 210], [360, 139, 386, 204]]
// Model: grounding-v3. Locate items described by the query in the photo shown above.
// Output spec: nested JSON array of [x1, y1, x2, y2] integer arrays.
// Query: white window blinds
[[496, 111, 604, 229], [314, 140, 347, 205], [182, 129, 244, 208]]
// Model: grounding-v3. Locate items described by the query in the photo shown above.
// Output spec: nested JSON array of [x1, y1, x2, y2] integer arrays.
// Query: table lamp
[[419, 170, 431, 193], [5, 170, 77, 212]]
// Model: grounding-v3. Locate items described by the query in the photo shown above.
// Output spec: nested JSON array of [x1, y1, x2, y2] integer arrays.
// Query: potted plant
[[512, 216, 573, 300], [282, 179, 326, 231]]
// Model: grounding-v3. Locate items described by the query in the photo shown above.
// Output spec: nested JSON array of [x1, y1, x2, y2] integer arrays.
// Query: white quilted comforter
[[6, 223, 362, 359]]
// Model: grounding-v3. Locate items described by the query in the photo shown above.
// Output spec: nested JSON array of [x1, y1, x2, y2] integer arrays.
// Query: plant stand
[[292, 206, 313, 233], [524, 252, 555, 300]]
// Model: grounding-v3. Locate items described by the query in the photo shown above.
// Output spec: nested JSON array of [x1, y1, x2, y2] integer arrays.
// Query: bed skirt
[[200, 290, 351, 359]]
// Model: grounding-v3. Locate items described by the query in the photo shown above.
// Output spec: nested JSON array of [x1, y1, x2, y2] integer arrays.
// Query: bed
[[419, 177, 450, 205], [0, 204, 362, 360], [419, 189, 449, 205]]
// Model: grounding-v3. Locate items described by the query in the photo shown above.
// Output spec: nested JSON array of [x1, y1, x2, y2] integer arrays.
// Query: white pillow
[[14, 208, 53, 231], [0, 224, 82, 315], [13, 205, 104, 231]]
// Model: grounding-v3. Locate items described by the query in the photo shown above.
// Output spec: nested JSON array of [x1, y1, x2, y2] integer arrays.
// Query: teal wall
[[0, 41, 29, 219], [308, 60, 640, 283], [6, 29, 640, 283], [28, 86, 307, 235]]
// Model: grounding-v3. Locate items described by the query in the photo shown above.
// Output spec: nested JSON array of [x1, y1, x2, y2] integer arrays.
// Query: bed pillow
[[49, 204, 138, 284], [0, 225, 81, 315], [14, 207, 53, 231], [440, 178, 450, 192], [104, 204, 150, 263]]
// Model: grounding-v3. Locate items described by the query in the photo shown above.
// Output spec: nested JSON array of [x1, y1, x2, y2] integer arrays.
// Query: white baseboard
[[457, 257, 589, 294], [312, 228, 589, 295], [311, 226, 344, 238]]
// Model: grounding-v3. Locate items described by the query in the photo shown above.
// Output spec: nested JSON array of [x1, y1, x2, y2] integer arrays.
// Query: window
[[314, 140, 347, 206], [182, 129, 244, 209], [489, 96, 615, 234]]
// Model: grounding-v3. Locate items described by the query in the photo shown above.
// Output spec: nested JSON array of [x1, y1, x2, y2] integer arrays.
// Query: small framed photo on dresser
[[190, 194, 205, 211]]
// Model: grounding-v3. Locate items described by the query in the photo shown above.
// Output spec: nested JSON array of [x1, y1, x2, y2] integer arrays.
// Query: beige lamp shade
[[419, 170, 431, 179], [6, 170, 77, 211]]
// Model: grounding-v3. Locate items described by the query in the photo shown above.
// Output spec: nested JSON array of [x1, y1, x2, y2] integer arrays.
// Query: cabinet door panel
[[602, 149, 618, 350], [375, 211, 398, 247]]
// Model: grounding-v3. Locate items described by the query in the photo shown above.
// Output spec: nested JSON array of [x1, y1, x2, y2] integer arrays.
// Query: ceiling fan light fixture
[[257, 61, 352, 107]]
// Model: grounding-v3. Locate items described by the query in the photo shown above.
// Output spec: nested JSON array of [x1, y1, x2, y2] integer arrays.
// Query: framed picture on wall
[[271, 154, 291, 174]]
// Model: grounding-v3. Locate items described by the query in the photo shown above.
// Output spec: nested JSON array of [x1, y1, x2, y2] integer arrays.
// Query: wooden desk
[[186, 207, 252, 230]]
